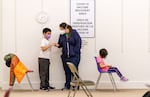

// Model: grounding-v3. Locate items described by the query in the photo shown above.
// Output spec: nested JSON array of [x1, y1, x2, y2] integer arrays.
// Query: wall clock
[[36, 11, 49, 24]]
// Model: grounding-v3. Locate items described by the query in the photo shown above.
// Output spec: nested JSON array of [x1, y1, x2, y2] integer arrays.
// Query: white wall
[[0, 0, 2, 89], [95, 0, 150, 89], [1, 0, 150, 89]]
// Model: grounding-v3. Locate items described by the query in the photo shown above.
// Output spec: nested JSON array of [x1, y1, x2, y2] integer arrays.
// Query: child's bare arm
[[41, 43, 55, 51], [99, 63, 111, 68]]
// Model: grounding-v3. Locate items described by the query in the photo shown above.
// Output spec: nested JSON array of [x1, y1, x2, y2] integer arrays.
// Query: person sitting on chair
[[96, 48, 128, 81]]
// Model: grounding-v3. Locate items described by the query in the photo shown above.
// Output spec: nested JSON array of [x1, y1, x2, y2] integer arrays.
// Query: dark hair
[[59, 22, 67, 29], [66, 25, 73, 38], [43, 28, 51, 34], [99, 48, 108, 58], [66, 25, 72, 33]]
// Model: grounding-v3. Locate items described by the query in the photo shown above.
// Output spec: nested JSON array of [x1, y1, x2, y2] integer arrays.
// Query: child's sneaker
[[40, 87, 49, 92], [120, 76, 128, 81]]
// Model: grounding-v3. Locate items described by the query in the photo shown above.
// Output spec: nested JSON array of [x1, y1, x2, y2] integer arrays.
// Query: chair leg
[[108, 73, 116, 91], [81, 84, 93, 97], [26, 73, 34, 92], [68, 85, 78, 97], [68, 86, 72, 97], [110, 73, 117, 91], [95, 74, 101, 90], [68, 84, 93, 97], [73, 86, 78, 97], [81, 83, 93, 97], [108, 73, 117, 91]]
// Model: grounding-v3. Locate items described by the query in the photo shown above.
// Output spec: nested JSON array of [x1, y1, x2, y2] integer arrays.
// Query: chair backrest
[[94, 56, 102, 73], [67, 62, 80, 79], [67, 62, 78, 73]]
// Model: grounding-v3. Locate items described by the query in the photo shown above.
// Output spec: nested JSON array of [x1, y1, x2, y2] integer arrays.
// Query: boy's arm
[[41, 43, 54, 51], [41, 46, 49, 52]]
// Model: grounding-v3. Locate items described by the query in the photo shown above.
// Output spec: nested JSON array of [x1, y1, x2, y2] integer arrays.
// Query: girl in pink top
[[97, 48, 128, 81]]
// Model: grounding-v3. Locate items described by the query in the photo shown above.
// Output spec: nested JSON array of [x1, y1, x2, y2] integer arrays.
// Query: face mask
[[60, 30, 65, 34], [46, 34, 51, 40]]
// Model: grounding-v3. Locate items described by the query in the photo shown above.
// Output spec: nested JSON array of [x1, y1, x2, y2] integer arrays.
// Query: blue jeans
[[108, 67, 123, 78]]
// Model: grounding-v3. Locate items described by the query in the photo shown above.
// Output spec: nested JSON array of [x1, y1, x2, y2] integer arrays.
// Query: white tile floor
[[0, 89, 148, 97]]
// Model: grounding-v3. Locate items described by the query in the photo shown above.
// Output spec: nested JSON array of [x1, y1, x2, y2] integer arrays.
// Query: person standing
[[55, 23, 82, 89], [38, 28, 55, 91]]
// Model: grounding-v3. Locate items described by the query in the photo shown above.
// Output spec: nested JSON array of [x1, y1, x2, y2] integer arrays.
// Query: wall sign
[[71, 0, 95, 38]]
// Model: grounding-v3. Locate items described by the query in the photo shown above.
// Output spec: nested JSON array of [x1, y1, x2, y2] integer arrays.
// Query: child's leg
[[38, 58, 46, 88], [108, 67, 123, 78], [108, 67, 128, 81], [45, 60, 50, 88], [39, 58, 49, 89]]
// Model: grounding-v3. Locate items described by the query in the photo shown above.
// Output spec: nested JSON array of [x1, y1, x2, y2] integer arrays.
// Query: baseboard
[[1, 81, 150, 90], [1, 81, 64, 90], [94, 81, 150, 89]]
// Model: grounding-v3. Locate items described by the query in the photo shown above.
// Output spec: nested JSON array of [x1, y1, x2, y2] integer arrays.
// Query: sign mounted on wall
[[70, 0, 95, 38]]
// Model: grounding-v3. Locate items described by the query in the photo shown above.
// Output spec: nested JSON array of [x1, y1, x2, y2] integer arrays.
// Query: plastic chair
[[94, 57, 117, 91], [67, 62, 95, 97]]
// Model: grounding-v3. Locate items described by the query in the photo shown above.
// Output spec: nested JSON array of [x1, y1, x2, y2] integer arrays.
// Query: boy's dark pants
[[38, 58, 50, 88]]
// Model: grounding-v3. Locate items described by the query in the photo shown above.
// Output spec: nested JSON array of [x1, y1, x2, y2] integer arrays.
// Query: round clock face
[[36, 11, 49, 24]]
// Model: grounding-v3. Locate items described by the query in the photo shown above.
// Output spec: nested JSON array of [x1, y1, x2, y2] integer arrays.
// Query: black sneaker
[[61, 87, 69, 91], [40, 87, 49, 92], [48, 86, 55, 89]]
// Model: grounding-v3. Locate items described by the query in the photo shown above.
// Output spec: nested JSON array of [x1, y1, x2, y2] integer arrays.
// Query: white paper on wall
[[70, 0, 95, 38]]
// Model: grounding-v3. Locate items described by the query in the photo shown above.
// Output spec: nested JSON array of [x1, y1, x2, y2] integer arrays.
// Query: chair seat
[[71, 80, 95, 86], [100, 71, 116, 73]]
